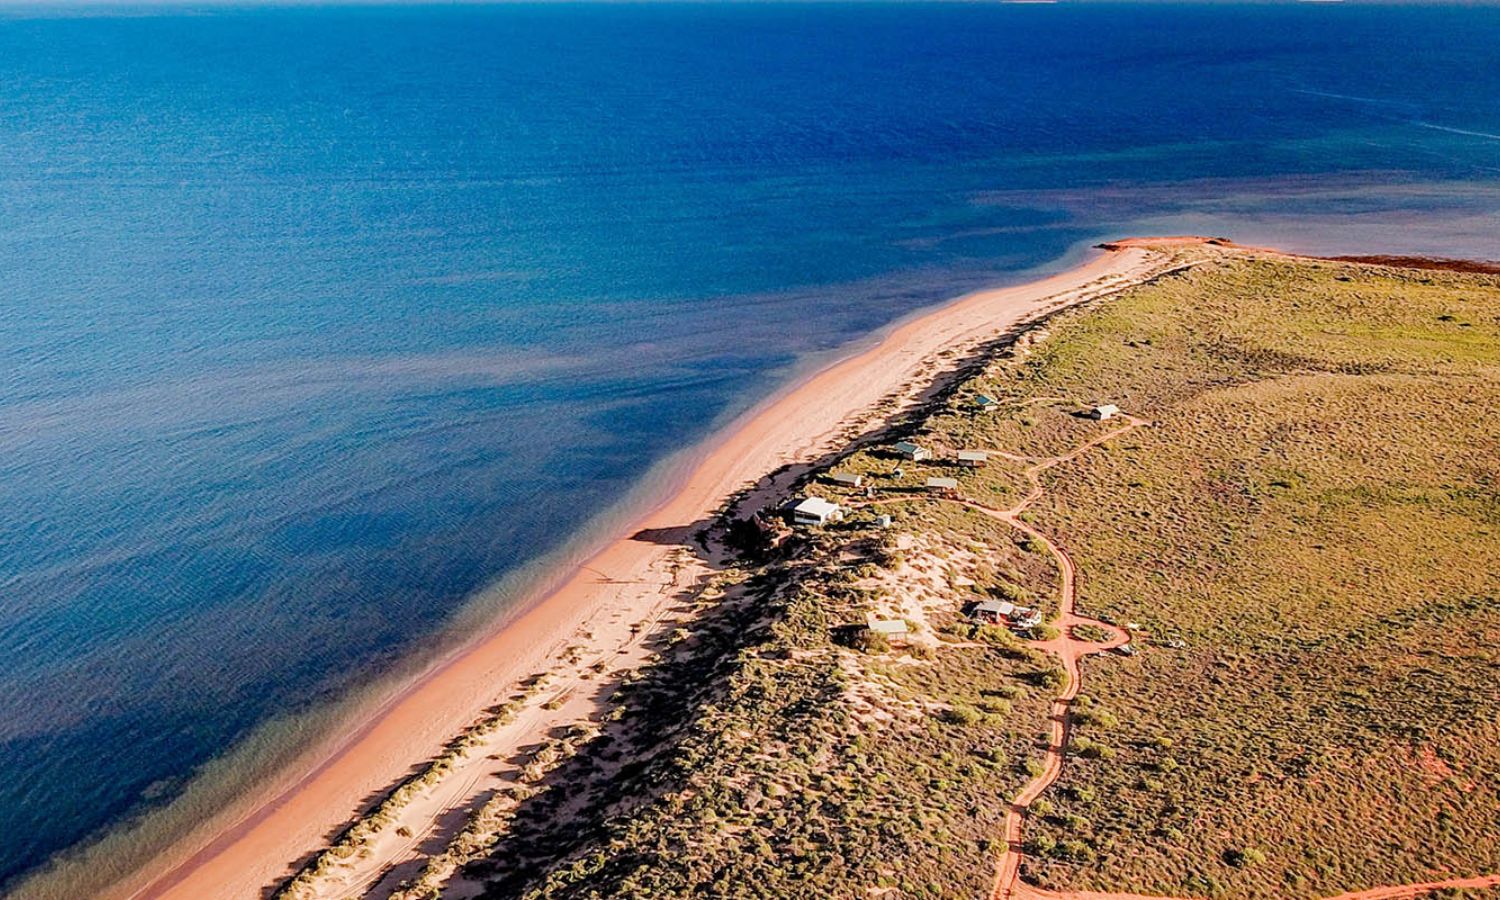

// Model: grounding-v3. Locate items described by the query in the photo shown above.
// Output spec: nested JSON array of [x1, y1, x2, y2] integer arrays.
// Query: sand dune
[[119, 241, 1192, 900]]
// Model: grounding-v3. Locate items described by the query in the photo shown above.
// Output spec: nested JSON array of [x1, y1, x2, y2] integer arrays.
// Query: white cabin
[[892, 441, 932, 461], [1089, 404, 1121, 421], [789, 496, 843, 527]]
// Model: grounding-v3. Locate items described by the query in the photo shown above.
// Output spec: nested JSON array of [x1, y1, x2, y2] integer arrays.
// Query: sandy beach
[[109, 241, 1189, 900]]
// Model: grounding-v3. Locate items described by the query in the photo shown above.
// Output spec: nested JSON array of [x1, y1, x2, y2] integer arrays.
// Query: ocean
[[1, 2, 1497, 892]]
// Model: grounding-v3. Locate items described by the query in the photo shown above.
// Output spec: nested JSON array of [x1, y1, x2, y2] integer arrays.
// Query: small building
[[969, 599, 1042, 630], [873, 514, 893, 529], [788, 496, 843, 527], [1011, 606, 1044, 629], [1089, 404, 1121, 421], [970, 599, 1015, 624], [868, 619, 909, 636], [892, 440, 932, 461], [975, 394, 1000, 413], [925, 476, 959, 497], [828, 471, 864, 488], [956, 449, 989, 468]]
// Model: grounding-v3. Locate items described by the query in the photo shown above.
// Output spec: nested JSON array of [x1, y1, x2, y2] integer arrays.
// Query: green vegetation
[[279, 674, 557, 898], [380, 252, 1499, 900], [451, 508, 1062, 899], [1008, 258, 1500, 898], [1071, 624, 1113, 643]]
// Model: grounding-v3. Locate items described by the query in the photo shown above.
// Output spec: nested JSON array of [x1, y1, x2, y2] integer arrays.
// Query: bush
[[851, 629, 890, 654], [1033, 668, 1067, 690], [977, 697, 1012, 716], [945, 704, 982, 726], [1070, 737, 1113, 760], [1072, 624, 1113, 643], [1073, 707, 1119, 729], [1224, 847, 1267, 868], [975, 624, 1017, 646], [1029, 624, 1062, 642], [1058, 839, 1094, 862]]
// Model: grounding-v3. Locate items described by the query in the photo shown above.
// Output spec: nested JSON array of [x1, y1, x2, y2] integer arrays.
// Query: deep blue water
[[1, 2, 1498, 889]]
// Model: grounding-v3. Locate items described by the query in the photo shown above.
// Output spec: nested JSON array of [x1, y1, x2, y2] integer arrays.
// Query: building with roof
[[969, 599, 1043, 630], [892, 440, 932, 461], [788, 496, 843, 527], [1089, 403, 1121, 421], [956, 449, 988, 468]]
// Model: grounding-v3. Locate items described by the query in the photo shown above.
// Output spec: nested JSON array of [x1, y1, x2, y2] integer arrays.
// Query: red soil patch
[[1322, 255, 1500, 275], [1095, 236, 1239, 251], [1414, 746, 1457, 782]]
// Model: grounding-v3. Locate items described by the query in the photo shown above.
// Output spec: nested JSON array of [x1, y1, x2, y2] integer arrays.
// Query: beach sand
[[113, 241, 1190, 900]]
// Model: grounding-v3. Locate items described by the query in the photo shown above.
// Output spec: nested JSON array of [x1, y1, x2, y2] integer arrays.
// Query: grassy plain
[[1012, 258, 1500, 897], [409, 252, 1499, 900]]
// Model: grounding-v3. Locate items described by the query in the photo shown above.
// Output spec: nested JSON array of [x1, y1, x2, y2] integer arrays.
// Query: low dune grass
[[418, 253, 1497, 900], [1009, 257, 1500, 897]]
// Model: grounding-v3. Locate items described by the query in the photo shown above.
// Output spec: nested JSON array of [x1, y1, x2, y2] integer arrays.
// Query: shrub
[[1070, 737, 1113, 760], [1072, 624, 1113, 643], [944, 704, 982, 726], [1029, 624, 1062, 642], [1033, 668, 1067, 690], [977, 697, 1012, 716], [975, 624, 1017, 647], [1073, 707, 1119, 729], [851, 629, 890, 654], [1058, 839, 1094, 862], [1224, 847, 1267, 868]]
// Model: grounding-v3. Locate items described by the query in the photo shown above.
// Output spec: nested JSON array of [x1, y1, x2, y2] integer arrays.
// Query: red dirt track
[[932, 414, 1500, 900]]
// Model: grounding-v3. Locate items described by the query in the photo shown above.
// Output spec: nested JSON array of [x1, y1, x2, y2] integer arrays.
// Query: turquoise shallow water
[[1, 2, 1498, 887]]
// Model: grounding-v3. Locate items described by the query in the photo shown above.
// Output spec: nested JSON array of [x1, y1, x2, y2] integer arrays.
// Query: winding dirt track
[[971, 416, 1144, 900], [907, 415, 1500, 900]]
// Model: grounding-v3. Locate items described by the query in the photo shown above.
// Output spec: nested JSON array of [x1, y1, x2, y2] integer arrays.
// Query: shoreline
[[85, 240, 1188, 900]]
